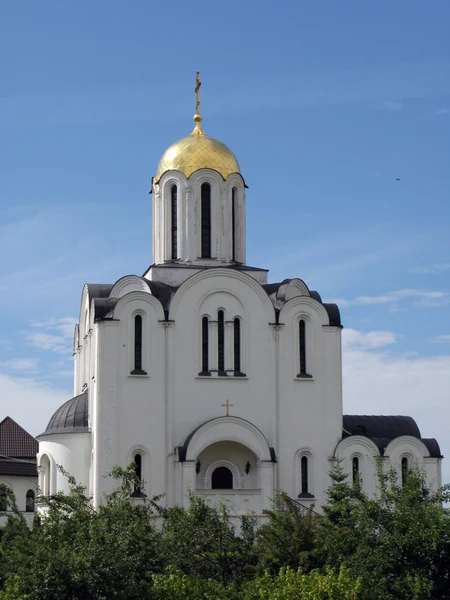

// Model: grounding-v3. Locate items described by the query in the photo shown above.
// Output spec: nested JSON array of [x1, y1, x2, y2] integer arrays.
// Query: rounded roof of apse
[[42, 392, 89, 436], [155, 116, 241, 183]]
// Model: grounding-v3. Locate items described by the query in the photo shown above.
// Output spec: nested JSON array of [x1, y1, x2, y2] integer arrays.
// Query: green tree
[[160, 492, 257, 588], [320, 460, 450, 600], [0, 466, 163, 600], [254, 491, 320, 574]]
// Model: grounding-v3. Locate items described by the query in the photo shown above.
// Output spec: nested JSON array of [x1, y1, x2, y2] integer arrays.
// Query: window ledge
[[297, 493, 315, 499], [129, 371, 149, 378], [294, 375, 314, 381]]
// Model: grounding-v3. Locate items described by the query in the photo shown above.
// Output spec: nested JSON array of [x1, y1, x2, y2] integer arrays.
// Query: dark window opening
[[131, 315, 146, 374], [132, 453, 143, 497], [0, 488, 6, 512], [401, 457, 408, 486], [171, 185, 178, 259], [199, 316, 210, 375], [297, 319, 312, 378], [26, 489, 35, 512], [233, 318, 244, 376], [298, 456, 313, 498], [218, 310, 226, 376], [211, 466, 233, 489], [352, 457, 360, 483], [201, 183, 211, 258], [232, 187, 237, 261]]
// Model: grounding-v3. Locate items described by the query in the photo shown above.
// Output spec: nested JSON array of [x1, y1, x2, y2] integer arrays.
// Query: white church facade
[[37, 76, 442, 515]]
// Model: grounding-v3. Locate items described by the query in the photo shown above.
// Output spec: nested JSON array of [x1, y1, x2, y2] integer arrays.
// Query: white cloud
[[379, 101, 403, 111], [0, 358, 40, 374], [342, 328, 398, 350], [343, 334, 450, 485], [26, 317, 77, 354], [0, 373, 70, 437], [433, 334, 450, 343], [435, 108, 450, 115], [329, 288, 450, 309]]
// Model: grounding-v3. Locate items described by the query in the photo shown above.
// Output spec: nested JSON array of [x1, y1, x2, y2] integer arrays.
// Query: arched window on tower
[[233, 318, 245, 376], [131, 315, 146, 374], [297, 319, 312, 378], [218, 310, 226, 376], [26, 489, 35, 512], [232, 187, 237, 261], [171, 185, 178, 259], [201, 183, 211, 258], [211, 466, 233, 489], [199, 316, 210, 376], [401, 457, 408, 486]]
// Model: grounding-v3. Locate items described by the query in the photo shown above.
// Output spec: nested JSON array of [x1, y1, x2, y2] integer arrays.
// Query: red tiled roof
[[0, 417, 38, 459]]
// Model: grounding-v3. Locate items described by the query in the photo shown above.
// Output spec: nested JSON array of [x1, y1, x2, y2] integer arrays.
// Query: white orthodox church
[[36, 77, 442, 515]]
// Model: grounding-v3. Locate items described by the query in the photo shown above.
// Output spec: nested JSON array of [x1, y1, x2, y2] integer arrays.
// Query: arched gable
[[111, 290, 165, 322], [384, 436, 431, 462], [279, 295, 330, 326], [110, 275, 152, 299], [183, 417, 273, 462], [285, 279, 310, 301], [335, 435, 381, 459], [168, 269, 275, 322]]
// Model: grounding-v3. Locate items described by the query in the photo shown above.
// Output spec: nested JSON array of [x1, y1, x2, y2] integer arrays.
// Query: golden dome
[[154, 114, 241, 183]]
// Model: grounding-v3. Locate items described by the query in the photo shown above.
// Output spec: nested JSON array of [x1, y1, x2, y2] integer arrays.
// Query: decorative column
[[185, 184, 195, 261], [182, 461, 197, 507], [259, 461, 274, 511]]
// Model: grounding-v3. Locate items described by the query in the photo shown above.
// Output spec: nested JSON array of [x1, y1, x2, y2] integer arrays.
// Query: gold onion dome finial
[[154, 71, 241, 183]]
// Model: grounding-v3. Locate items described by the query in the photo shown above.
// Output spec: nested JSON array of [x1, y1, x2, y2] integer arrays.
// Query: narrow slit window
[[232, 187, 237, 261], [201, 183, 211, 258], [218, 310, 226, 376], [352, 457, 360, 483], [298, 319, 312, 378], [132, 315, 146, 374], [171, 185, 178, 259], [200, 316, 210, 375], [0, 488, 6, 512], [132, 453, 143, 496], [233, 318, 243, 376], [26, 489, 35, 512], [401, 457, 408, 486], [300, 456, 309, 496]]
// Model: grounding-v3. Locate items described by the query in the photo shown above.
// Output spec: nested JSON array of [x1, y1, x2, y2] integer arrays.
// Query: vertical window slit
[[201, 183, 211, 258], [200, 316, 210, 375], [26, 489, 35, 512], [401, 457, 408, 486], [234, 318, 242, 376], [171, 185, 178, 259], [352, 457, 360, 483], [132, 453, 143, 496], [132, 315, 146, 374], [300, 456, 309, 496], [218, 310, 226, 376], [298, 319, 311, 378]]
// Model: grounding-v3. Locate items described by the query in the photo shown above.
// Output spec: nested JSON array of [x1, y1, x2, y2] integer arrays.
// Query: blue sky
[[0, 1, 449, 483]]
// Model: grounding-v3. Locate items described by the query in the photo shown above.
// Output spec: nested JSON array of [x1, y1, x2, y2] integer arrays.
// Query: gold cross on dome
[[221, 400, 233, 416], [195, 70, 202, 115]]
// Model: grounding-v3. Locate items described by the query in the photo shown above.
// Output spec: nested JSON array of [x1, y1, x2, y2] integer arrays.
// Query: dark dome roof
[[43, 392, 89, 435], [343, 415, 421, 439]]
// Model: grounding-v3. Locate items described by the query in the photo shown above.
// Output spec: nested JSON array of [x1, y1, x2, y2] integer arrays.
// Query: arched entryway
[[178, 416, 275, 514]]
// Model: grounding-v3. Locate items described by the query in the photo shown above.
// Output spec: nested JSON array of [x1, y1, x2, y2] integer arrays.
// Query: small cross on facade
[[221, 400, 233, 416]]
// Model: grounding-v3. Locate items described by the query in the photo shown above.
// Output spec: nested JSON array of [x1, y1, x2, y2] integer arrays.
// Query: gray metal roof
[[42, 392, 89, 436]]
